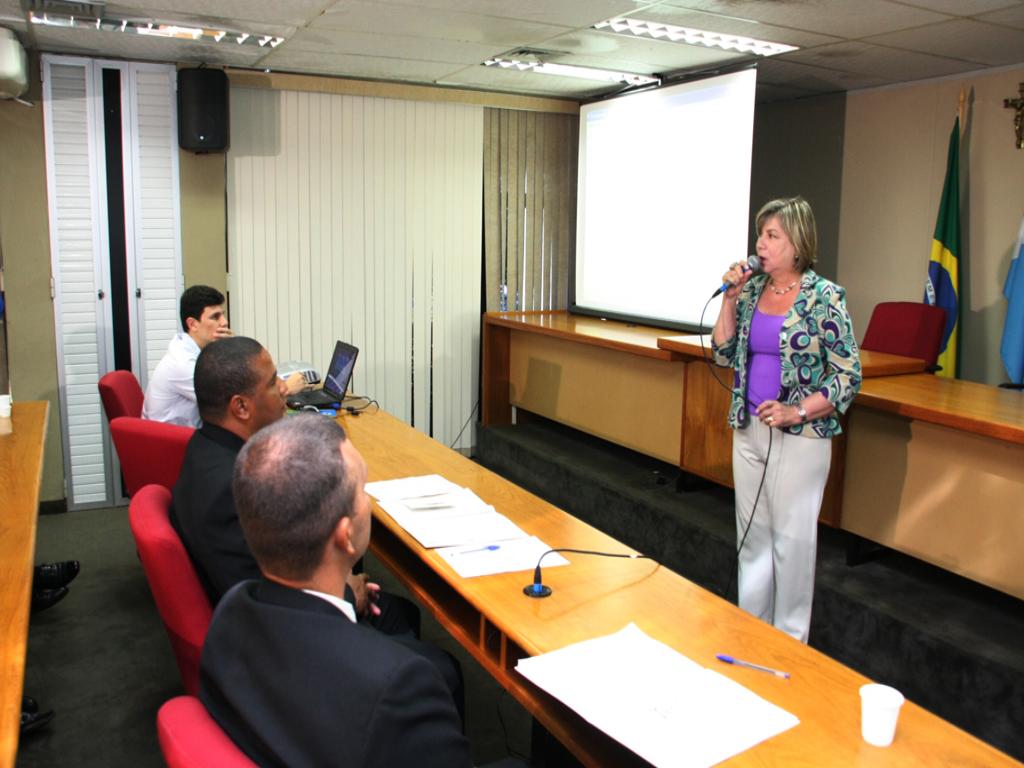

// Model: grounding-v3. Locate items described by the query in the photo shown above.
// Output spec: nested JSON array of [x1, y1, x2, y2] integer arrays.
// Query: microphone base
[[523, 583, 552, 598]]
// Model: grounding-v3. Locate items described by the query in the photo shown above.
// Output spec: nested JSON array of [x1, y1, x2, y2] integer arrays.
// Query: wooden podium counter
[[483, 311, 924, 526], [843, 375, 1024, 600], [483, 311, 685, 464], [0, 402, 49, 768]]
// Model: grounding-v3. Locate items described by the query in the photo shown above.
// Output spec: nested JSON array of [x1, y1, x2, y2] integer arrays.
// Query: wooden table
[[343, 408, 1018, 767], [843, 374, 1024, 599], [0, 401, 49, 768]]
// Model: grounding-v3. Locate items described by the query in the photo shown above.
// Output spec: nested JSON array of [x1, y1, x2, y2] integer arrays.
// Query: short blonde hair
[[755, 196, 817, 272]]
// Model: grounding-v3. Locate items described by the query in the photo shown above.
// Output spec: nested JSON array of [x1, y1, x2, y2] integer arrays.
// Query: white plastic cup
[[859, 683, 904, 747], [0, 394, 10, 418]]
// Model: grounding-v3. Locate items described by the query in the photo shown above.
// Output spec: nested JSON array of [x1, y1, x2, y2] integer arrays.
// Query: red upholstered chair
[[157, 696, 255, 768], [129, 485, 212, 696], [98, 370, 145, 421], [109, 417, 194, 495], [861, 301, 947, 371]]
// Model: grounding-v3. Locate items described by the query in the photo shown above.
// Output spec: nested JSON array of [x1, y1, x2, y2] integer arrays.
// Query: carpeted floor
[[17, 505, 532, 767]]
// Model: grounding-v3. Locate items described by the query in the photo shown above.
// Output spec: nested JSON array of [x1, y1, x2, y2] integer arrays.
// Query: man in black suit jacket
[[200, 415, 471, 767], [171, 338, 463, 713], [172, 336, 411, 626]]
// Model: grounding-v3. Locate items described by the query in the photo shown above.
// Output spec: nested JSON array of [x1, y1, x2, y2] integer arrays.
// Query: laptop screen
[[322, 341, 359, 398]]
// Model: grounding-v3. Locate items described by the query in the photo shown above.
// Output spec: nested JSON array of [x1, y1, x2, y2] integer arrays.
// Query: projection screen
[[572, 68, 757, 330]]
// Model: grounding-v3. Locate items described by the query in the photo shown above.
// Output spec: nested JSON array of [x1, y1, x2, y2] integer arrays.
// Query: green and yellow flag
[[924, 117, 961, 378]]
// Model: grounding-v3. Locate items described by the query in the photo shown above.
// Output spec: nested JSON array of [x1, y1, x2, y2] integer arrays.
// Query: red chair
[[98, 370, 145, 421], [129, 485, 212, 696], [157, 696, 255, 768], [109, 417, 194, 495], [861, 301, 947, 371]]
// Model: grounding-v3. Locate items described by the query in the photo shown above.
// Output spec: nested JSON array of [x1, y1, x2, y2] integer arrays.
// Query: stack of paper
[[366, 474, 568, 578], [516, 624, 799, 768]]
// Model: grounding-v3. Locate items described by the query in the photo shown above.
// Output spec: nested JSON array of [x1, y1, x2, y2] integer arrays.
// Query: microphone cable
[[697, 290, 774, 601]]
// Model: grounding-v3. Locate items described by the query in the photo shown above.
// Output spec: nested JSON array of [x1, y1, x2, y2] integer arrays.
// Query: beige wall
[[178, 150, 228, 292], [838, 66, 1024, 385], [0, 62, 65, 501]]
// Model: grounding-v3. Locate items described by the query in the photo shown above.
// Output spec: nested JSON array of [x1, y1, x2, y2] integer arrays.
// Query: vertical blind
[[483, 109, 579, 313], [227, 88, 483, 449]]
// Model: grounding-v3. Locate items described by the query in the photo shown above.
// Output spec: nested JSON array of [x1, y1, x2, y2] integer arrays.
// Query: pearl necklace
[[769, 279, 798, 295]]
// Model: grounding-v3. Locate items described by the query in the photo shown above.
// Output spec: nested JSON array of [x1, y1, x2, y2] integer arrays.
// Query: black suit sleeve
[[363, 654, 471, 768]]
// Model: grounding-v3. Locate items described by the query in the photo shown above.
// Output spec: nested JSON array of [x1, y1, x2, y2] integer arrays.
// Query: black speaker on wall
[[177, 68, 229, 152]]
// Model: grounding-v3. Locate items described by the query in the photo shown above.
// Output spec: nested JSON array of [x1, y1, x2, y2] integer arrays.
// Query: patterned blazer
[[711, 269, 862, 438]]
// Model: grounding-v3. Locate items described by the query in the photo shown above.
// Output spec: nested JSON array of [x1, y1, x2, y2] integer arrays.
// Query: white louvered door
[[42, 57, 113, 507], [43, 56, 182, 508]]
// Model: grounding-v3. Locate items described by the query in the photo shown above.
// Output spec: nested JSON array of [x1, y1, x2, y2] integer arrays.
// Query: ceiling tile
[[368, 0, 660, 29], [261, 49, 462, 82], [755, 57, 891, 93], [885, 0, 1022, 16], [313, 2, 572, 47], [865, 19, 1024, 66], [977, 4, 1024, 29], [624, 2, 840, 48], [785, 41, 985, 81], [659, 0, 952, 38], [284, 27, 498, 65]]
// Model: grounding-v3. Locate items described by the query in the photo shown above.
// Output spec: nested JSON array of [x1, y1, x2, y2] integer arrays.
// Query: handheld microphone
[[712, 254, 761, 298]]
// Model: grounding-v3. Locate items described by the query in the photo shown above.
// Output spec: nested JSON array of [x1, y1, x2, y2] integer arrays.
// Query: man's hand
[[283, 371, 307, 395], [213, 325, 234, 339], [347, 573, 382, 618]]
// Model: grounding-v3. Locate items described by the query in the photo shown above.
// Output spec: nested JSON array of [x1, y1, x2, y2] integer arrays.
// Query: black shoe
[[34, 560, 80, 590], [22, 695, 39, 714], [31, 586, 69, 614], [20, 708, 55, 735]]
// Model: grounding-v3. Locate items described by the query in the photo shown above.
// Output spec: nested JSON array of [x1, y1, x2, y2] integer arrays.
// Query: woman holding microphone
[[711, 196, 861, 642]]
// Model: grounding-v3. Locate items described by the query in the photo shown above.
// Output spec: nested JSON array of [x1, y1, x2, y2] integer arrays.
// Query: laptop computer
[[286, 340, 359, 409]]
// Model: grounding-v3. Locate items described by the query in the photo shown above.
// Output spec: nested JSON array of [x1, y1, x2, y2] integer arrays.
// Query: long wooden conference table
[[343, 408, 1018, 767], [0, 401, 49, 768]]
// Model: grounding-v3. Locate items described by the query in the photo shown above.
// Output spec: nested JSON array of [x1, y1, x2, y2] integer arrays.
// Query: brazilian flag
[[924, 117, 961, 378]]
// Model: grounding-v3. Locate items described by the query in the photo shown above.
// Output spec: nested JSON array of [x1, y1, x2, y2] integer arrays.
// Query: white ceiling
[[2, 0, 1023, 102]]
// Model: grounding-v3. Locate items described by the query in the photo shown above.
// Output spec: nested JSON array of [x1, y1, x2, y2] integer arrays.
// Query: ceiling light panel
[[594, 17, 798, 56]]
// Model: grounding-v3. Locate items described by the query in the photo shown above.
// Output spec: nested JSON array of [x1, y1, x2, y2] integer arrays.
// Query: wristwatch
[[797, 405, 808, 423]]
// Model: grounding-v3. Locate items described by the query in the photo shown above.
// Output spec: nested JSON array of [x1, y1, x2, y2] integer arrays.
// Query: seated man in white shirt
[[143, 285, 231, 427]]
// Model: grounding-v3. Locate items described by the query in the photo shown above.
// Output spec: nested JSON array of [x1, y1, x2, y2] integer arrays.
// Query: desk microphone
[[712, 255, 761, 298], [523, 548, 652, 599]]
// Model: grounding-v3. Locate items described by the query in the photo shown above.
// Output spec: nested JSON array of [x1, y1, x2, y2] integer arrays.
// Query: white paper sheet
[[383, 505, 530, 549], [365, 474, 462, 502], [437, 535, 569, 578], [516, 623, 799, 768]]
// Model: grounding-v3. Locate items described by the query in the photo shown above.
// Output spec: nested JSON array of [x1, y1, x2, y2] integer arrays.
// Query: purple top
[[746, 307, 785, 415]]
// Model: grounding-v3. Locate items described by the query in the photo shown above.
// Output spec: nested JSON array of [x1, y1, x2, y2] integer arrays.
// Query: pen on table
[[716, 654, 790, 679], [457, 544, 501, 555]]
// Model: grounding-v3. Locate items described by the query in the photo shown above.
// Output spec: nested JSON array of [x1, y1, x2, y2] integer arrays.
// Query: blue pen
[[458, 544, 501, 555], [716, 654, 790, 679]]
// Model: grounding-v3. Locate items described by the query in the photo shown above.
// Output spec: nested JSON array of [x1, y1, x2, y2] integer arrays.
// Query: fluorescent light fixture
[[483, 57, 658, 87], [29, 11, 284, 49], [594, 17, 798, 57]]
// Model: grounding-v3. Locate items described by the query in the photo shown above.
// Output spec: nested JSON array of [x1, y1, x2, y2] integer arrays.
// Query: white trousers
[[732, 418, 832, 643]]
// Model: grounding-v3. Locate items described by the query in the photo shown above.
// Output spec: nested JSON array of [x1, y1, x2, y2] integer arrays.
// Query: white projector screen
[[573, 68, 757, 330]]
